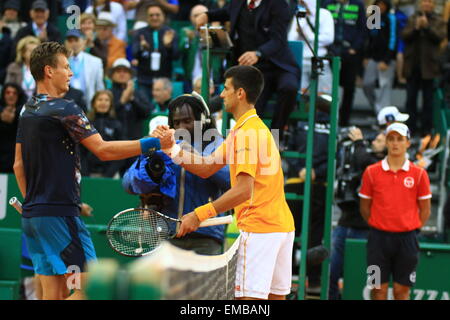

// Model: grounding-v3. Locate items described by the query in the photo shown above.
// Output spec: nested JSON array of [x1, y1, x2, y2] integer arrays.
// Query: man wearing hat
[[91, 11, 126, 70], [1, 0, 26, 38], [110, 58, 150, 140], [359, 123, 431, 300], [64, 28, 104, 110], [14, 0, 60, 46]]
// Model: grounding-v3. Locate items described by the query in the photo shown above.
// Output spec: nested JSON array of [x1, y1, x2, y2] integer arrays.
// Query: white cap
[[386, 122, 410, 139], [112, 58, 131, 70], [377, 106, 409, 125], [96, 11, 116, 27]]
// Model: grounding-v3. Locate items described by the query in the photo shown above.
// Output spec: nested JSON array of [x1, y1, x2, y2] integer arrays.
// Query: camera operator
[[329, 126, 387, 299], [123, 94, 230, 255]]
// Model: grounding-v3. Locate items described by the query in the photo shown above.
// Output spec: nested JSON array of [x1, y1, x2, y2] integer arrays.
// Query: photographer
[[329, 126, 387, 299], [402, 0, 446, 135], [123, 94, 230, 255]]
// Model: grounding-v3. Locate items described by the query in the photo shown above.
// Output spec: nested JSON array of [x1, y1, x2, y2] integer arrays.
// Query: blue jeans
[[329, 226, 369, 300]]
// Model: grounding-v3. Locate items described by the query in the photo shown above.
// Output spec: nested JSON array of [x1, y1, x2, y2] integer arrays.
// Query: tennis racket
[[106, 207, 233, 257], [9, 197, 23, 214]]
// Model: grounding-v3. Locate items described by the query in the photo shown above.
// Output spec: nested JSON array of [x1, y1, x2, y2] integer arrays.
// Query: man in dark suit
[[195, 0, 300, 137], [13, 0, 61, 48]]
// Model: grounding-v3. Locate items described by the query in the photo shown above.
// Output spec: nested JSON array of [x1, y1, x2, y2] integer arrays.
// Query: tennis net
[[127, 235, 241, 300]]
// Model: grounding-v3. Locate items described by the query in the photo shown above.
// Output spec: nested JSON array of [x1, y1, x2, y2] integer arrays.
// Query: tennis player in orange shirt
[[154, 66, 295, 300]]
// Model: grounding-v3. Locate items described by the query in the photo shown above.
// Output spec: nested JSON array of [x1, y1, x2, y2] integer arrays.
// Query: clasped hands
[[152, 124, 175, 150], [151, 125, 201, 237]]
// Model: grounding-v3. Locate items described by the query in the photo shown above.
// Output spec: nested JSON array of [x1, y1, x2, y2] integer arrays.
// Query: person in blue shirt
[[14, 41, 168, 300], [124, 94, 231, 254]]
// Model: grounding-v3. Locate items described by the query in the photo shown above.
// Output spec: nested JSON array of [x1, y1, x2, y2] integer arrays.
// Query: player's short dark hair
[[30, 41, 70, 81], [223, 66, 264, 104]]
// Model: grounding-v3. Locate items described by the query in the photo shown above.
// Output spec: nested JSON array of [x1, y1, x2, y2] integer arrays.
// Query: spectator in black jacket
[[402, 0, 447, 135], [0, 83, 27, 173], [322, 0, 367, 126], [362, 0, 397, 115], [109, 58, 151, 141], [13, 0, 61, 50], [132, 3, 179, 103], [84, 90, 124, 178], [329, 127, 386, 299], [0, 17, 14, 85]]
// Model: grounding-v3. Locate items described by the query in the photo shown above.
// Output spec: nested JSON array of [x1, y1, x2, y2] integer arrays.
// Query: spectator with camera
[[329, 126, 387, 299], [123, 94, 230, 255], [402, 0, 446, 136]]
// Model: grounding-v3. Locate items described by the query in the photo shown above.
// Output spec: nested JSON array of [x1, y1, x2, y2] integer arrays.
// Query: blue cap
[[65, 29, 84, 39]]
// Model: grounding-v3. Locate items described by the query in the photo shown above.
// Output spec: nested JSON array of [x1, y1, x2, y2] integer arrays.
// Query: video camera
[[145, 153, 165, 184]]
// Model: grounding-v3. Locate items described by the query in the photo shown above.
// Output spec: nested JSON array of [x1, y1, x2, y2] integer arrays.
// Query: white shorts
[[235, 231, 295, 299]]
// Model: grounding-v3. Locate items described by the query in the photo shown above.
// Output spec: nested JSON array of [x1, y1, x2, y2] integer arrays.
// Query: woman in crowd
[[0, 83, 27, 173], [5, 36, 41, 99], [84, 90, 125, 178]]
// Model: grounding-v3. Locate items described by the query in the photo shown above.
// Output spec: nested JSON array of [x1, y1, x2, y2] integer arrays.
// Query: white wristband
[[162, 143, 181, 160]]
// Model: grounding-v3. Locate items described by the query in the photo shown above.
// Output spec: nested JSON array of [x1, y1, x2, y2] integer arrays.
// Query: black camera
[[338, 126, 356, 143], [145, 154, 165, 183]]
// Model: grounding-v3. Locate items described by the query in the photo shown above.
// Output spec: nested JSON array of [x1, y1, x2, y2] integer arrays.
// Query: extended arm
[[81, 133, 162, 161], [176, 173, 254, 237]]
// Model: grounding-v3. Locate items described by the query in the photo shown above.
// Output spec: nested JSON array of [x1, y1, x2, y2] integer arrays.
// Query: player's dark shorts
[[367, 228, 419, 287], [22, 216, 97, 276]]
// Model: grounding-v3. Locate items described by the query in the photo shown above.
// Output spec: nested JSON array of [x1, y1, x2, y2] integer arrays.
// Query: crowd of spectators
[[0, 0, 448, 178]]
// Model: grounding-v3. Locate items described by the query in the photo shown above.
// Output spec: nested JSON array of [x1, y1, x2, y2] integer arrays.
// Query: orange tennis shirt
[[216, 109, 295, 233]]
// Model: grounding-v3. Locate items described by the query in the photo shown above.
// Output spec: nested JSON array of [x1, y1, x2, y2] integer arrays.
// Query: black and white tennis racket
[[106, 207, 233, 257]]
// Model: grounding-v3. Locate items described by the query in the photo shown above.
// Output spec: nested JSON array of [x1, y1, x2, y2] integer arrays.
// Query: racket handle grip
[[199, 215, 233, 227], [9, 197, 23, 214]]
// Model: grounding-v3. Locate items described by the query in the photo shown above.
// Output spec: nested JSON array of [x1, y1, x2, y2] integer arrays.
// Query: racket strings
[[107, 210, 174, 256]]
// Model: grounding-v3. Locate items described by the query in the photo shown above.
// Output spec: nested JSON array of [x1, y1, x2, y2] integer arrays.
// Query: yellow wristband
[[194, 202, 217, 222]]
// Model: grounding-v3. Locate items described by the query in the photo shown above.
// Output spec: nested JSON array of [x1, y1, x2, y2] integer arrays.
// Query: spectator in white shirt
[[288, 0, 334, 94]]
